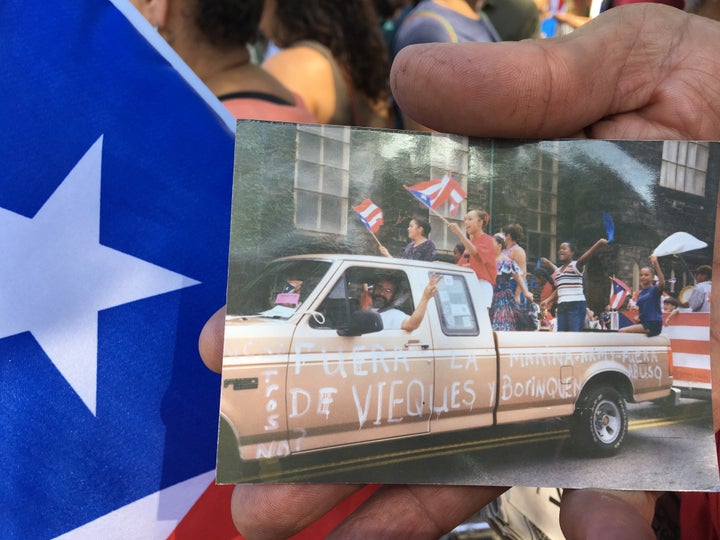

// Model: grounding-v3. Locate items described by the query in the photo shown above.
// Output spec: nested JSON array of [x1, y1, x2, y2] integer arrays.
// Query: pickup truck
[[219, 254, 672, 466]]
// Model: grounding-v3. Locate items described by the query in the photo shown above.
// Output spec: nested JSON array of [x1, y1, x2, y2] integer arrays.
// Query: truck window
[[229, 259, 331, 318], [433, 273, 479, 336], [310, 267, 414, 330]]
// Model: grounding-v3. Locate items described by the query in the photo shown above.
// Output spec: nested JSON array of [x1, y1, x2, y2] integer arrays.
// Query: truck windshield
[[231, 259, 331, 318]]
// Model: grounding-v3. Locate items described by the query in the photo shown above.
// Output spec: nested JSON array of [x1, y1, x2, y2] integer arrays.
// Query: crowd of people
[[128, 0, 720, 538], [129, 0, 720, 130], [372, 205, 711, 338]]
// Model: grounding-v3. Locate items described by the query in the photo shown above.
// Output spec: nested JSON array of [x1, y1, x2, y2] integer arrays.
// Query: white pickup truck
[[220, 254, 672, 465]]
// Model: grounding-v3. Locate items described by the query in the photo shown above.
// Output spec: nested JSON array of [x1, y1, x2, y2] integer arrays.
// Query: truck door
[[430, 273, 497, 433], [287, 265, 433, 453]]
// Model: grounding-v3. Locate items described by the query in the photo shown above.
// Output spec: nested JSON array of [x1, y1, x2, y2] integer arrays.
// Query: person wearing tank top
[[260, 0, 392, 127], [130, 0, 315, 123], [391, 0, 501, 131]]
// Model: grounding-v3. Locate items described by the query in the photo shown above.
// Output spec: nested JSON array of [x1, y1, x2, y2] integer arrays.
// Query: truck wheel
[[572, 386, 627, 456]]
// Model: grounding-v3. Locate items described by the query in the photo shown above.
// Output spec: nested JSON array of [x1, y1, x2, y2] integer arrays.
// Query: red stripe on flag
[[665, 312, 711, 327], [169, 482, 240, 539], [669, 339, 711, 356], [671, 366, 713, 384]]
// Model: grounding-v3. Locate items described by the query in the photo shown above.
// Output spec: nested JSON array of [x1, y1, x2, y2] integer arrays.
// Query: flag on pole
[[405, 173, 467, 216], [1, 1, 238, 538], [609, 276, 632, 310], [652, 231, 708, 257], [353, 199, 384, 233], [602, 211, 615, 242]]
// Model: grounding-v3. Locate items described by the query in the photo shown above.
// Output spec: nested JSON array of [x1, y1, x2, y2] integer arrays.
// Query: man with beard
[[368, 273, 441, 331]]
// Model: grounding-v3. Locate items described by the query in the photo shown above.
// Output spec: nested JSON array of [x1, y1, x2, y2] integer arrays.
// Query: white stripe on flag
[[662, 326, 710, 341], [671, 352, 711, 370], [55, 470, 216, 539]]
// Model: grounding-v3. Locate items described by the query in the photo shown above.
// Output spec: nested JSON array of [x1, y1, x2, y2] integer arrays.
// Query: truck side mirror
[[337, 310, 383, 336]]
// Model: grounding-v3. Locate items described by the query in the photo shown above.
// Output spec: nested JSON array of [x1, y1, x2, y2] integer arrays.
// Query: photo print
[[218, 121, 718, 491]]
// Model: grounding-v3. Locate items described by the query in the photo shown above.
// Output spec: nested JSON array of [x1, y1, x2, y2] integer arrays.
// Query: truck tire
[[572, 386, 627, 456]]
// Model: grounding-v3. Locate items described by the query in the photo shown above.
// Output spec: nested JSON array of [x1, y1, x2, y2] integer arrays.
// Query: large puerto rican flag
[[0, 1, 239, 538], [662, 312, 712, 391]]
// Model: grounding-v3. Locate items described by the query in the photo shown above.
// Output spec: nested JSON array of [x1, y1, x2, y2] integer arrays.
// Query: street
[[233, 397, 717, 491]]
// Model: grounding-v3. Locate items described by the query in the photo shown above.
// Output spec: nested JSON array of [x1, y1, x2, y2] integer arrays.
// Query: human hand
[[560, 490, 660, 540], [391, 5, 720, 140], [229, 484, 508, 539], [379, 245, 391, 258], [422, 273, 442, 301], [448, 222, 463, 237], [360, 282, 373, 310]]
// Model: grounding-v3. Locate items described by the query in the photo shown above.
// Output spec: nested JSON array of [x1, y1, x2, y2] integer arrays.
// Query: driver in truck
[[364, 273, 441, 332]]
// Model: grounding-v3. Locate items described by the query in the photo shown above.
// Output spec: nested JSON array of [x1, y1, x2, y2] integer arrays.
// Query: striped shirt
[[553, 261, 586, 303]]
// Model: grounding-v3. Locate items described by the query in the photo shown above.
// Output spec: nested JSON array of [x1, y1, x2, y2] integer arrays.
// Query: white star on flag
[[0, 136, 200, 415]]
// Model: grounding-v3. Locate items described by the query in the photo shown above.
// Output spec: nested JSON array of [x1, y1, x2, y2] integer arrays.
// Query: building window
[[660, 141, 708, 196], [525, 142, 559, 264], [295, 125, 350, 233]]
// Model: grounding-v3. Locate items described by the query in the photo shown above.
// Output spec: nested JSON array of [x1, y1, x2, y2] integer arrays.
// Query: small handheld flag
[[353, 199, 384, 233], [405, 173, 467, 216], [609, 276, 632, 310], [602, 211, 615, 242]]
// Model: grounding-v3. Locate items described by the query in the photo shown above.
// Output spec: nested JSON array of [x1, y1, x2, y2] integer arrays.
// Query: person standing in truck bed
[[448, 209, 496, 310], [541, 238, 608, 331]]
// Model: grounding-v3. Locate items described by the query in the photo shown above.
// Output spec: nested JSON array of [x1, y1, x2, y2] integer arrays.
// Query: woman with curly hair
[[129, 0, 316, 122], [260, 0, 393, 127]]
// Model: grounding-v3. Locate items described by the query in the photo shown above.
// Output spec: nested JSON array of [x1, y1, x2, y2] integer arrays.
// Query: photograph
[[218, 121, 717, 491]]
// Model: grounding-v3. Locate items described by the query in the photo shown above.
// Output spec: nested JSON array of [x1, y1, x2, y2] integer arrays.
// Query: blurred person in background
[[601, 0, 684, 10], [374, 0, 418, 51], [680, 265, 712, 313], [392, 0, 500, 131], [685, 0, 720, 19], [130, 0, 316, 122], [260, 0, 393, 127], [481, 0, 541, 39]]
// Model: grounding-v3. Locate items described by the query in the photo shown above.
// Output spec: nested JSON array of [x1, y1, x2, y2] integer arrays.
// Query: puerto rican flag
[[1, 1, 239, 537], [662, 312, 711, 390], [353, 198, 384, 233], [405, 173, 467, 216], [609, 276, 632, 310]]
